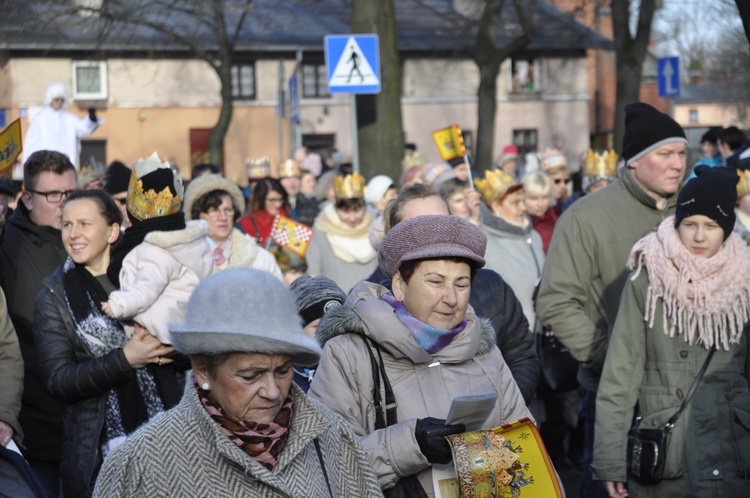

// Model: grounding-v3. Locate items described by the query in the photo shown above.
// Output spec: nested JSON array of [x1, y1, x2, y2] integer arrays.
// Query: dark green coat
[[593, 268, 750, 497]]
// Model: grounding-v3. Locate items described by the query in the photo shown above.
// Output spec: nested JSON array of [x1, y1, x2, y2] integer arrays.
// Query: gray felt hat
[[169, 268, 322, 366], [378, 214, 487, 278]]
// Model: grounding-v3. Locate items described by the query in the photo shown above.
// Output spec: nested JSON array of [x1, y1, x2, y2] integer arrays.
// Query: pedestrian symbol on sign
[[325, 35, 381, 94]]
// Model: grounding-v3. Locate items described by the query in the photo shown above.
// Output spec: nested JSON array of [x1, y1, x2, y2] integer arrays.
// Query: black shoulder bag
[[362, 336, 429, 498], [627, 347, 715, 484]]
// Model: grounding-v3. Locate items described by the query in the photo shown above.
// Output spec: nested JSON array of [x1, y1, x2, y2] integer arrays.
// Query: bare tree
[[611, 0, 657, 153], [350, 0, 405, 181], [473, 0, 535, 172], [48, 0, 255, 167]]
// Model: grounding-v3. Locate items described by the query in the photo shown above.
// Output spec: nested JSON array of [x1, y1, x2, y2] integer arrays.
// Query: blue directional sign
[[657, 57, 680, 97], [289, 75, 299, 124], [325, 34, 381, 94]]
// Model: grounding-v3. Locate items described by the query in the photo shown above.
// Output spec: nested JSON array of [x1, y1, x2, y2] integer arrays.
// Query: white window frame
[[71, 60, 108, 100]]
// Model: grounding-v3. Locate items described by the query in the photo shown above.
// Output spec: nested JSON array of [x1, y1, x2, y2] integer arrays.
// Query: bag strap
[[665, 347, 715, 430], [313, 438, 334, 498], [362, 335, 398, 429]]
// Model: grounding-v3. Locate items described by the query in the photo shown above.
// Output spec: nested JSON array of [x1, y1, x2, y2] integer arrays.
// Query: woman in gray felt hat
[[94, 268, 384, 498], [309, 215, 533, 497]]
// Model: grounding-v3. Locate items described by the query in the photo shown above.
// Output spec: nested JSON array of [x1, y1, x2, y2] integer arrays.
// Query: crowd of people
[[1, 88, 750, 498]]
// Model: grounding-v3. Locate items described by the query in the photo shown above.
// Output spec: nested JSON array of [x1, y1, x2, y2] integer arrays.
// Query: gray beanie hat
[[169, 268, 322, 366], [378, 214, 487, 278], [289, 276, 347, 327], [183, 174, 246, 221]]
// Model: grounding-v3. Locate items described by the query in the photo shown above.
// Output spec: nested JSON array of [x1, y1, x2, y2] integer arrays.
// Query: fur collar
[[317, 303, 497, 357], [145, 220, 208, 248], [225, 228, 259, 268]]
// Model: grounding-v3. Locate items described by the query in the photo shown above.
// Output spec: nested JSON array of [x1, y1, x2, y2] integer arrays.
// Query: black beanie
[[104, 161, 131, 194], [675, 165, 739, 240], [622, 102, 687, 165], [289, 275, 346, 327]]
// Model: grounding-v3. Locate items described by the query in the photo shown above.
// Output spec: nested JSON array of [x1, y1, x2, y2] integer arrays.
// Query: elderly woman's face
[[194, 352, 294, 425], [392, 259, 471, 330], [199, 194, 235, 244]]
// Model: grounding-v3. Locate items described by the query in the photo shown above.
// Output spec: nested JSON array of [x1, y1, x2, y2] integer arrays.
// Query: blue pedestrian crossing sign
[[325, 34, 381, 94], [657, 57, 680, 97]]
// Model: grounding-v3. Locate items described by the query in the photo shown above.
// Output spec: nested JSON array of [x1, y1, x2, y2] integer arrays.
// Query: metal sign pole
[[350, 94, 359, 173]]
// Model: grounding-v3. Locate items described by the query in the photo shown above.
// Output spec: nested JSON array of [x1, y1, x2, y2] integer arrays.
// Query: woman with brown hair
[[240, 177, 290, 247]]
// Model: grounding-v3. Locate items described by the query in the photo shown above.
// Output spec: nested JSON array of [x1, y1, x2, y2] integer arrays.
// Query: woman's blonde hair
[[522, 171, 553, 200]]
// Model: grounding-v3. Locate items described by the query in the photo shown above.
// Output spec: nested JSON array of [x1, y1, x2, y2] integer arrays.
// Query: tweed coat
[[93, 377, 384, 498]]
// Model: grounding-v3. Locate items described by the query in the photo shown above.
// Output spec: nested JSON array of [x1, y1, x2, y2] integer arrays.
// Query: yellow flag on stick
[[431, 124, 466, 161], [270, 215, 314, 257], [0, 119, 23, 174]]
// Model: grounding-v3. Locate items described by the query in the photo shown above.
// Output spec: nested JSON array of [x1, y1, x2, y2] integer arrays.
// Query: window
[[509, 58, 541, 93], [231, 63, 256, 100], [689, 109, 698, 123], [513, 129, 538, 157], [302, 63, 329, 98], [72, 61, 107, 100]]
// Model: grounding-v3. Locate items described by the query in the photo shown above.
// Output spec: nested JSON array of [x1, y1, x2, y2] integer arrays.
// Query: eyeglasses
[[27, 189, 77, 203], [206, 207, 235, 217], [265, 197, 284, 204], [553, 178, 572, 185]]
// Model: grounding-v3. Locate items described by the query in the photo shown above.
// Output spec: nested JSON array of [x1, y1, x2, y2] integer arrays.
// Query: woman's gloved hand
[[415, 417, 466, 464]]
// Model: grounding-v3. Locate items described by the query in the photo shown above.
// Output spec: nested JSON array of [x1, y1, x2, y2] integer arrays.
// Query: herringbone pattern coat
[[93, 379, 384, 497]]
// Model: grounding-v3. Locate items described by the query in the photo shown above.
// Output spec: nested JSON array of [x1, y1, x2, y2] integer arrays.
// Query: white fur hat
[[169, 268, 322, 366], [44, 81, 69, 105], [364, 175, 394, 205]]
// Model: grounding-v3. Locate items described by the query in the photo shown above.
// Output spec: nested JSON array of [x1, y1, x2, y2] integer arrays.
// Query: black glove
[[88, 108, 98, 122], [415, 417, 465, 464]]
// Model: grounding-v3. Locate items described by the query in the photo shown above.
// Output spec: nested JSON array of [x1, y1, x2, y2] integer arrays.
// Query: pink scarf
[[198, 384, 293, 471], [629, 216, 750, 350]]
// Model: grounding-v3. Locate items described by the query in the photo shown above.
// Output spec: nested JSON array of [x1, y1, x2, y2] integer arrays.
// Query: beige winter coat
[[108, 220, 213, 344], [309, 281, 533, 497]]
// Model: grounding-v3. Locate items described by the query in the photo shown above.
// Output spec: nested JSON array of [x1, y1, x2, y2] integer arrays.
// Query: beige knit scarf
[[314, 204, 376, 264], [629, 216, 750, 350]]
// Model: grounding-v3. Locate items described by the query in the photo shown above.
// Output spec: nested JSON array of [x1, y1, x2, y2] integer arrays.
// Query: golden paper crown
[[246, 157, 271, 179], [474, 169, 517, 205], [126, 152, 183, 221], [334, 173, 365, 200], [402, 151, 428, 170], [278, 159, 301, 179], [738, 169, 750, 199], [539, 148, 568, 172], [583, 149, 619, 179]]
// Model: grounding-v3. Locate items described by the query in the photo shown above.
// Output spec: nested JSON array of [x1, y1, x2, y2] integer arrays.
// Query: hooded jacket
[[593, 268, 750, 496], [308, 281, 532, 497], [536, 169, 679, 392], [0, 203, 68, 461], [93, 379, 384, 498], [108, 220, 213, 343], [0, 288, 23, 445]]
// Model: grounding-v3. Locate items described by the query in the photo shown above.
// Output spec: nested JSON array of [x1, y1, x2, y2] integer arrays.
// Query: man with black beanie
[[537, 102, 687, 498]]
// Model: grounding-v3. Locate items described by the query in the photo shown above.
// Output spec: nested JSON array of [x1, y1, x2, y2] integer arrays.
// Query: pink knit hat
[[378, 215, 486, 277]]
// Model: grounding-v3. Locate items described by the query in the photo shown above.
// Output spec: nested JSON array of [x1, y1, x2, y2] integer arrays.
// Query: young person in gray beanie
[[94, 268, 384, 498], [289, 275, 346, 392], [536, 101, 688, 498], [593, 164, 750, 497], [309, 215, 534, 497]]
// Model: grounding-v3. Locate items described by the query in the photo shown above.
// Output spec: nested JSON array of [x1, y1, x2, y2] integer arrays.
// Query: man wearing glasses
[[23, 81, 103, 169], [0, 150, 78, 497]]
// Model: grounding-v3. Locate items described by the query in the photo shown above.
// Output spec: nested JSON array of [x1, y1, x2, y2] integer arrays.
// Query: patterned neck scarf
[[198, 384, 294, 471], [381, 292, 466, 354]]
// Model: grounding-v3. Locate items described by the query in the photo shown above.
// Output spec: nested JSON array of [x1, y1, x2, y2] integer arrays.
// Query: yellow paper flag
[[432, 124, 466, 161], [270, 215, 314, 257], [0, 119, 23, 174]]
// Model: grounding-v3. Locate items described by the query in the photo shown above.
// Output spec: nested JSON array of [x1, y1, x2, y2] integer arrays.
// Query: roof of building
[[2, 0, 612, 54], [674, 82, 750, 105]]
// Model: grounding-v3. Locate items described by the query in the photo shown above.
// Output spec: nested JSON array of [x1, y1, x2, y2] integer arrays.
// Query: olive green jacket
[[536, 169, 678, 391], [592, 269, 750, 496]]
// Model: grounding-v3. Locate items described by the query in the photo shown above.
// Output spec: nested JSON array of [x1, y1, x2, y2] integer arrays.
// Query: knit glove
[[88, 108, 98, 122], [415, 417, 465, 464]]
